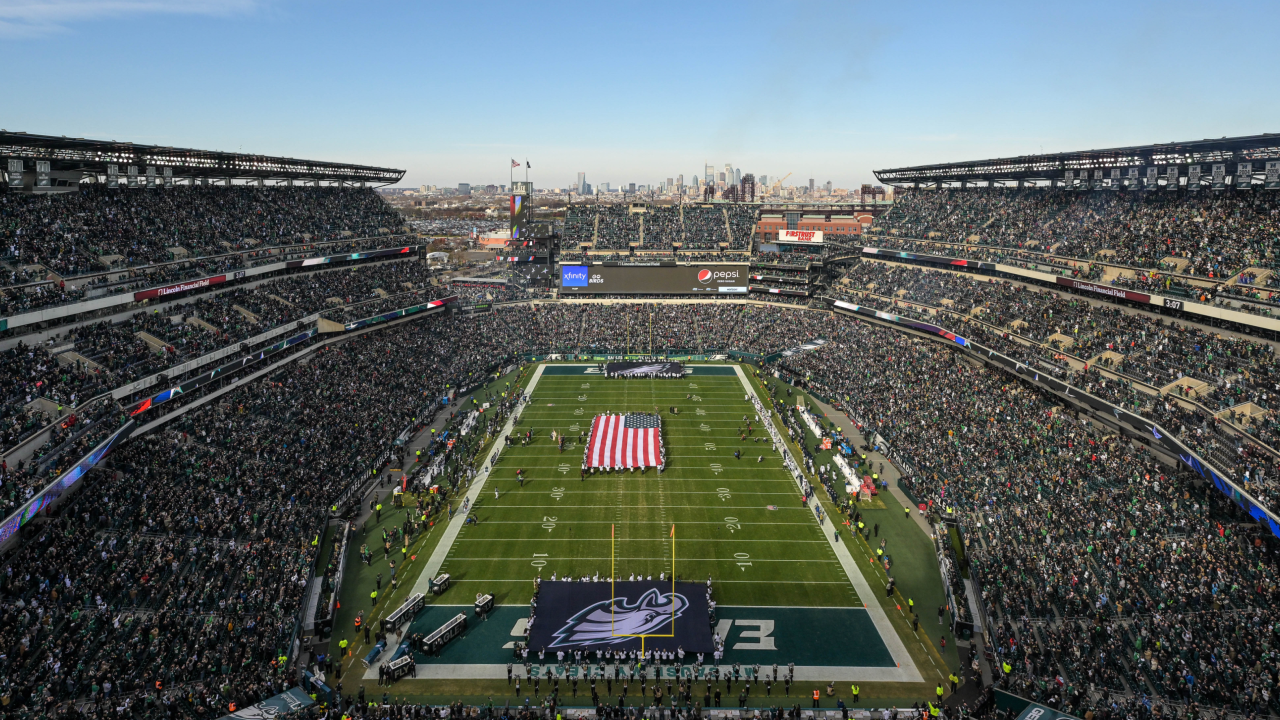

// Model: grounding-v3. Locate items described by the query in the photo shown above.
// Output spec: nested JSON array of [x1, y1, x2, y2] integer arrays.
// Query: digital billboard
[[558, 264, 748, 294]]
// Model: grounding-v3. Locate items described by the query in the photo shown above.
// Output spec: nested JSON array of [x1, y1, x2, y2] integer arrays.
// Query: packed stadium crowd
[[9, 204, 1280, 718], [770, 313, 1280, 718], [876, 188, 1280, 283], [555, 205, 756, 252], [0, 306, 545, 718], [0, 185, 404, 281]]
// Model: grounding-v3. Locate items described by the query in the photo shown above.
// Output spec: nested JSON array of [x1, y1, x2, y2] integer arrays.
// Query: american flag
[[585, 414, 664, 469]]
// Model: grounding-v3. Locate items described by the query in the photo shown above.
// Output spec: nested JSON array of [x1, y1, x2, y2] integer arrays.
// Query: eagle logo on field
[[550, 589, 688, 647], [616, 364, 669, 376]]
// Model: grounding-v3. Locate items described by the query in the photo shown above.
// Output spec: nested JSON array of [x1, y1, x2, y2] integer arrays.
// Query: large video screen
[[559, 264, 748, 294]]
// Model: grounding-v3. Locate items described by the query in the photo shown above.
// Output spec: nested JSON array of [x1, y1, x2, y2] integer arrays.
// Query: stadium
[[3, 125, 1280, 720]]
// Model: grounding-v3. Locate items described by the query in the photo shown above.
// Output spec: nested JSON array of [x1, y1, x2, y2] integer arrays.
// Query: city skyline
[[2, 0, 1277, 189]]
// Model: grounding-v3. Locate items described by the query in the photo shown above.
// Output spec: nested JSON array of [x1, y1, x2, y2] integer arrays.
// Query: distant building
[[577, 172, 586, 194], [458, 183, 471, 196]]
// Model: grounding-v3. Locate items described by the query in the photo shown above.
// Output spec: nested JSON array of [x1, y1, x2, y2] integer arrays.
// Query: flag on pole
[[526, 160, 531, 168], [511, 159, 520, 168], [670, 524, 675, 538]]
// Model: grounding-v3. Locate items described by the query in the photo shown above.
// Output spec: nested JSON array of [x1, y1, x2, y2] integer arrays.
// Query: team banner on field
[[584, 414, 665, 470], [528, 581, 714, 652], [604, 361, 685, 378]]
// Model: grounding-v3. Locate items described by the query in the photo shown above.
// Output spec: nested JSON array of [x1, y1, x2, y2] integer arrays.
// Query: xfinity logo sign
[[550, 589, 687, 647], [697, 268, 739, 284], [561, 265, 589, 287]]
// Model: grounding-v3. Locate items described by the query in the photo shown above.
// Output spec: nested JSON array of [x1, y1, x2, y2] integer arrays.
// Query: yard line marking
[[411, 364, 547, 596], [732, 363, 923, 683]]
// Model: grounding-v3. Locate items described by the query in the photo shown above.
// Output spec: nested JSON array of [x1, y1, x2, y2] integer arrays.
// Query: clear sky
[[3, 0, 1277, 189]]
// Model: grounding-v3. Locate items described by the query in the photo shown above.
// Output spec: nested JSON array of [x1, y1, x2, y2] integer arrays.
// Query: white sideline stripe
[[362, 663, 908, 682], [731, 364, 923, 684], [412, 364, 547, 596]]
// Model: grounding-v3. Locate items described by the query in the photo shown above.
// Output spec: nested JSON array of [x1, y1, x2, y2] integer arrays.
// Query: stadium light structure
[[874, 133, 1280, 190], [0, 131, 404, 188]]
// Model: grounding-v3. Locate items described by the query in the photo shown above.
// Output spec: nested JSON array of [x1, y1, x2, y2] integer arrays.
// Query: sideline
[[410, 364, 547, 596], [731, 365, 923, 683]]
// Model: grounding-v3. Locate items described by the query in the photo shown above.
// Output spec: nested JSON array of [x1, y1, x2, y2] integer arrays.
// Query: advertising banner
[[527, 581, 714, 652], [134, 274, 228, 301], [1054, 277, 1151, 304], [559, 264, 747, 294], [778, 230, 824, 244], [860, 247, 998, 272]]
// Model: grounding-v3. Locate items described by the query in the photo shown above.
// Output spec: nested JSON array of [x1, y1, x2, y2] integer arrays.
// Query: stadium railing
[[826, 297, 1280, 537], [855, 241, 1280, 340], [0, 234, 420, 333], [0, 290, 459, 555]]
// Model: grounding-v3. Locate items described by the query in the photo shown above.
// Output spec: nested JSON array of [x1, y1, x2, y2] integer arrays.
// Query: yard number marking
[[725, 517, 741, 533], [542, 516, 558, 532], [716, 488, 731, 501]]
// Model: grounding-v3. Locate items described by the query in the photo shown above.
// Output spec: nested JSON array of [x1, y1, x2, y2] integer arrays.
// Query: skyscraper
[[704, 164, 715, 185], [577, 172, 586, 194], [734, 168, 741, 185], [808, 179, 815, 194], [677, 174, 684, 189]]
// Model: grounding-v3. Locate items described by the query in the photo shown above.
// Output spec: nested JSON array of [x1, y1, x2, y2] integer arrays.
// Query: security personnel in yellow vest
[[908, 598, 915, 614], [927, 702, 940, 718], [370, 589, 378, 607], [949, 672, 959, 692], [850, 684, 859, 703], [936, 683, 944, 701], [339, 638, 349, 656], [876, 547, 884, 560], [904, 506, 911, 519], [1002, 660, 1013, 676]]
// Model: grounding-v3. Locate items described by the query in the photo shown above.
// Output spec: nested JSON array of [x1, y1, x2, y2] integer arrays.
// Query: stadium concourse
[[5, 172, 1280, 720]]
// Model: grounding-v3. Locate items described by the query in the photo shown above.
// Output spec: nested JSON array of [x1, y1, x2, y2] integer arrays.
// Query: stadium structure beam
[[0, 131, 404, 187], [874, 133, 1280, 189]]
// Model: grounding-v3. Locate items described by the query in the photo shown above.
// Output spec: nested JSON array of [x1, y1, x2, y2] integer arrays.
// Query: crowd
[[830, 261, 1280, 505], [11, 282, 1280, 717], [407, 219, 504, 237], [768, 311, 1280, 717], [0, 185, 404, 282], [877, 188, 1280, 283]]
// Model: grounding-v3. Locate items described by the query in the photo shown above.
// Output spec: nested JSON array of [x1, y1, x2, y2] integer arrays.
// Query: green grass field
[[334, 363, 945, 705], [437, 364, 860, 609]]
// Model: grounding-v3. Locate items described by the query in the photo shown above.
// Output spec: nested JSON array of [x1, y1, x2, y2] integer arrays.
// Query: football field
[[386, 363, 922, 684]]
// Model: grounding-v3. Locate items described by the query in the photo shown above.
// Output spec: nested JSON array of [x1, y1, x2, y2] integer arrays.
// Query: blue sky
[[3, 0, 1277, 189]]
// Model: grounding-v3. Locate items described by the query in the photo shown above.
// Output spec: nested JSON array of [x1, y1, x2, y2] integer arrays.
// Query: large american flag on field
[[584, 414, 665, 470]]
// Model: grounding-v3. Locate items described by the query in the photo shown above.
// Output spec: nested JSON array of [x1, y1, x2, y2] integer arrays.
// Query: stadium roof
[[874, 133, 1280, 187], [0, 131, 404, 186]]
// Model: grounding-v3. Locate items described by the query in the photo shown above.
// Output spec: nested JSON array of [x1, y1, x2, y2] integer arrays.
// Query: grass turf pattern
[[435, 368, 863, 610]]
